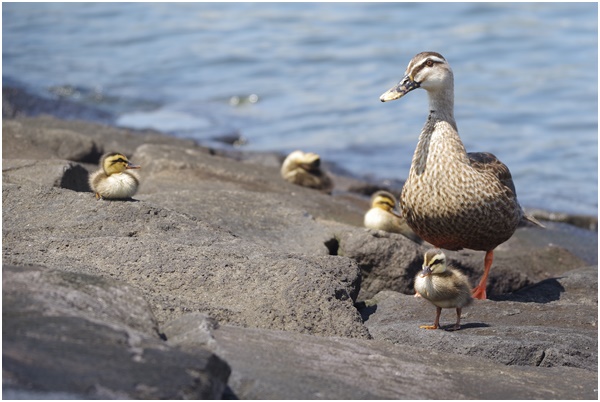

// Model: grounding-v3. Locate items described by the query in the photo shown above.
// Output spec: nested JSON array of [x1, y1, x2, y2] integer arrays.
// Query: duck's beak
[[126, 162, 141, 170], [420, 265, 432, 278], [380, 74, 420, 102]]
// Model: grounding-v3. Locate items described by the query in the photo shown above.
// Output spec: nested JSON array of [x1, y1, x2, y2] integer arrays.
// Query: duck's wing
[[468, 152, 544, 228], [467, 152, 516, 196]]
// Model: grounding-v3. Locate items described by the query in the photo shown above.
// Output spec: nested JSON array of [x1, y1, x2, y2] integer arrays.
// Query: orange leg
[[420, 306, 441, 330], [472, 250, 493, 299]]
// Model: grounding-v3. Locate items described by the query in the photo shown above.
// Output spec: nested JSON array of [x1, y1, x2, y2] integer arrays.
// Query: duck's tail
[[521, 213, 546, 228]]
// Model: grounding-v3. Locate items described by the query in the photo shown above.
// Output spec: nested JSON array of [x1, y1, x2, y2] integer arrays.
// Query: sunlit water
[[3, 2, 598, 216]]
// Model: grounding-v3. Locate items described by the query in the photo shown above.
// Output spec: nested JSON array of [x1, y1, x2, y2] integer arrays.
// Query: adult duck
[[380, 51, 540, 299]]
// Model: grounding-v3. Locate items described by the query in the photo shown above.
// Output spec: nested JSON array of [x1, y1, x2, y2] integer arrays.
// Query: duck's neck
[[410, 85, 468, 176], [427, 85, 456, 128]]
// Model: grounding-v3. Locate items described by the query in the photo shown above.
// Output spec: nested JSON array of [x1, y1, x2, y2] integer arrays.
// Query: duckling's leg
[[419, 307, 441, 330], [472, 250, 493, 299], [447, 307, 462, 331]]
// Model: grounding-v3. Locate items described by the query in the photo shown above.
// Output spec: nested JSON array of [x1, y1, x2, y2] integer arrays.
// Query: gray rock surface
[[2, 115, 598, 399], [212, 324, 597, 399], [3, 265, 230, 399], [362, 266, 597, 372], [338, 224, 593, 300], [2, 158, 367, 338]]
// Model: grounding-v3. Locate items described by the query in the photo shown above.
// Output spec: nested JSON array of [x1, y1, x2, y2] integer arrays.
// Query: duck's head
[[284, 150, 322, 173], [380, 51, 453, 102], [370, 190, 398, 213], [420, 248, 447, 277], [101, 152, 141, 176]]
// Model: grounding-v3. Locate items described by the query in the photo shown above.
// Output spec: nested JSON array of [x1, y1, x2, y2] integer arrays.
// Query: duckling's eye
[[110, 158, 128, 166], [425, 60, 434, 67]]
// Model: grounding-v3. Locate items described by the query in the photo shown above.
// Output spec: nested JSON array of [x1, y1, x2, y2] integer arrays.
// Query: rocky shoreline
[[2, 88, 598, 399]]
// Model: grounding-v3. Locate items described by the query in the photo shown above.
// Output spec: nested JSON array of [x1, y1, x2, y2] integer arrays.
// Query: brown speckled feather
[[468, 152, 517, 196], [400, 110, 523, 252]]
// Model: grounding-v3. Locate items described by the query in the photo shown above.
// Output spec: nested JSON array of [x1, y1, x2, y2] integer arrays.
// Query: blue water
[[3, 2, 598, 216]]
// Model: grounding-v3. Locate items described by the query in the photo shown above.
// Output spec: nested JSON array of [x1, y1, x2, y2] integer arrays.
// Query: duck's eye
[[425, 60, 434, 67]]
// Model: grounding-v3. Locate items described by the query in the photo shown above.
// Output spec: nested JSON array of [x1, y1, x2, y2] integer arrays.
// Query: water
[[3, 2, 598, 216]]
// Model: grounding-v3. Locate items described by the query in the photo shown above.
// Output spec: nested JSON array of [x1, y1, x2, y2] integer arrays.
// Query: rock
[[130, 144, 340, 255], [529, 207, 598, 231], [2, 114, 598, 399], [132, 142, 367, 229], [162, 312, 221, 353], [3, 115, 199, 163], [2, 154, 369, 339], [212, 324, 597, 399], [499, 220, 598, 266], [3, 158, 90, 192], [3, 119, 101, 163], [361, 266, 598, 372], [3, 265, 231, 399], [337, 223, 592, 300], [3, 84, 114, 123], [337, 227, 424, 299]]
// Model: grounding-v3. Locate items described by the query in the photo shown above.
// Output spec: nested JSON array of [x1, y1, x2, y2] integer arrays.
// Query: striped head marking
[[370, 190, 398, 212], [102, 152, 141, 175], [380, 51, 452, 102], [421, 248, 447, 276]]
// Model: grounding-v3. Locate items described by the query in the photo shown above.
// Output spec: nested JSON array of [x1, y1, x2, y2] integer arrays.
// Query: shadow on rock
[[491, 278, 565, 303], [453, 322, 490, 330], [59, 163, 91, 192], [355, 301, 378, 322]]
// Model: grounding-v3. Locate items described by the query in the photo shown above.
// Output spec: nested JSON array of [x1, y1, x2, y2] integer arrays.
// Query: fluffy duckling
[[364, 191, 421, 243], [89, 152, 141, 200], [281, 150, 333, 192], [414, 249, 473, 331]]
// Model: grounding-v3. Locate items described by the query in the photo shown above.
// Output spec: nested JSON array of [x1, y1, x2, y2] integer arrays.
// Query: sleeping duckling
[[364, 190, 421, 242], [89, 152, 141, 200], [414, 249, 473, 331], [281, 150, 333, 192]]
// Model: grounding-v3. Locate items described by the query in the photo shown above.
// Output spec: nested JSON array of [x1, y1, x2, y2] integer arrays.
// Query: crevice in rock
[[334, 289, 350, 301], [535, 349, 547, 366], [355, 301, 378, 322], [324, 237, 339, 256]]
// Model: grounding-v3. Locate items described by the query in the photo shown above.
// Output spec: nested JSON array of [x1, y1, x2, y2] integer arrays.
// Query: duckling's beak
[[380, 75, 420, 102], [420, 265, 432, 277], [126, 162, 141, 170]]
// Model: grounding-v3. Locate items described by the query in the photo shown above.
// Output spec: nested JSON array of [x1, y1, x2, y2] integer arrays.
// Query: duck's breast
[[401, 129, 521, 250]]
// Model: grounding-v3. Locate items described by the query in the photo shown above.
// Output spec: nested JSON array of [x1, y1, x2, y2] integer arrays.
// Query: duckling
[[364, 190, 421, 242], [281, 150, 333, 192], [414, 248, 473, 331], [89, 152, 141, 200]]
